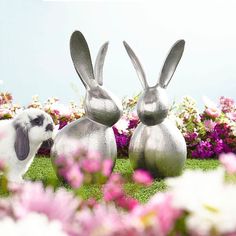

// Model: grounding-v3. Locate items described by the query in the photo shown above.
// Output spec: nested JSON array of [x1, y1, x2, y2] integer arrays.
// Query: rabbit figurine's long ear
[[70, 31, 97, 89], [123, 41, 149, 89], [14, 125, 30, 161], [158, 40, 185, 88], [94, 42, 109, 86]]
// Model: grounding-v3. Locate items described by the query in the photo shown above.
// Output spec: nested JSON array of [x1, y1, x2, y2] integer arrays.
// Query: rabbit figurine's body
[[129, 119, 186, 177], [51, 31, 122, 170], [51, 117, 117, 162], [124, 40, 187, 178]]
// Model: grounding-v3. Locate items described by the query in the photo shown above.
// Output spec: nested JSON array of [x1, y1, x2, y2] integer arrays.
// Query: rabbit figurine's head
[[70, 31, 123, 127], [123, 40, 185, 126]]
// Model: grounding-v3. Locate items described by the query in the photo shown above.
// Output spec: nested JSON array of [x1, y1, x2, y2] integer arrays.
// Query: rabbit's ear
[[14, 125, 30, 161], [94, 42, 109, 86], [123, 41, 149, 89], [157, 40, 185, 88], [70, 31, 97, 89]]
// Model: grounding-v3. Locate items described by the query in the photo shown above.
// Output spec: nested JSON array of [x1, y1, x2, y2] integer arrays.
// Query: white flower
[[32, 95, 39, 101], [202, 96, 218, 109], [50, 103, 72, 117], [232, 125, 236, 136], [114, 116, 129, 134], [166, 168, 236, 235], [0, 212, 67, 236]]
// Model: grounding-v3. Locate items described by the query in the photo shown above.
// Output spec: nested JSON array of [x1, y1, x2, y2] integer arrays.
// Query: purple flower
[[128, 118, 139, 130], [185, 132, 198, 143], [59, 120, 68, 129], [192, 141, 214, 158], [213, 139, 224, 155], [113, 127, 130, 157]]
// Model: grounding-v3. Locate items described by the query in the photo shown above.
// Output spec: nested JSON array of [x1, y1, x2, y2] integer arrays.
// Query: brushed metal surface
[[51, 118, 117, 163], [51, 31, 122, 175], [124, 40, 187, 178], [129, 120, 187, 178]]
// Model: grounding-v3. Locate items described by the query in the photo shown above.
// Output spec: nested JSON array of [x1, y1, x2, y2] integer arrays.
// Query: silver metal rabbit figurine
[[51, 31, 123, 171], [124, 40, 187, 178]]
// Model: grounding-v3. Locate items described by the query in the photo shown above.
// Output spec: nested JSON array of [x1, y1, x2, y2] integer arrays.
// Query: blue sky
[[1, 0, 236, 109]]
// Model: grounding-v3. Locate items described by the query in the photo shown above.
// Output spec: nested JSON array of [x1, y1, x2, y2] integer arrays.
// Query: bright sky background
[[1, 0, 236, 108]]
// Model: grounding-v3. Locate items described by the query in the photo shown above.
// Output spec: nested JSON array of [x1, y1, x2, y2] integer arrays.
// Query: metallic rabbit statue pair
[[51, 31, 187, 178]]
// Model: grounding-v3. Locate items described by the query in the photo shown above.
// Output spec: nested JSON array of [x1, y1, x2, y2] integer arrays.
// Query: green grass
[[21, 156, 220, 203]]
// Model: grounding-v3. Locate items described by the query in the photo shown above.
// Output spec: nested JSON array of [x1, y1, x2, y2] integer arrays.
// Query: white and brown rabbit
[[0, 108, 54, 182], [51, 31, 123, 171], [123, 40, 187, 178]]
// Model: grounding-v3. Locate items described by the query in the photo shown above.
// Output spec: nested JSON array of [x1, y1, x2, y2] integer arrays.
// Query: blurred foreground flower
[[167, 168, 236, 235], [0, 213, 67, 236], [9, 182, 80, 235], [2, 150, 236, 235], [55, 146, 113, 188], [220, 152, 236, 174], [132, 170, 153, 186], [103, 173, 138, 211]]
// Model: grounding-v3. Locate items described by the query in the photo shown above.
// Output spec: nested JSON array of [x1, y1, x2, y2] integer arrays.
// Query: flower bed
[[2, 84, 236, 235], [1, 89, 236, 158]]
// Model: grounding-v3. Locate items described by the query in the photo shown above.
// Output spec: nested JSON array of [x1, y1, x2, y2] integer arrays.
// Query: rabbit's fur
[[0, 108, 54, 182]]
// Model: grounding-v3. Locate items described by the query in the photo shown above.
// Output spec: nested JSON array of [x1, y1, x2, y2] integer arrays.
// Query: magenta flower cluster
[[184, 96, 236, 159], [113, 116, 139, 157]]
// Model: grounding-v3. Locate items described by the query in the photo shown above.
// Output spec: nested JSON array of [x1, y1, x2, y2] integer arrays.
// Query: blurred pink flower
[[0, 199, 11, 219], [205, 107, 221, 118], [65, 165, 84, 188], [227, 112, 236, 121], [220, 153, 236, 174], [10, 182, 80, 235], [0, 159, 6, 172], [75, 204, 125, 236], [56, 154, 74, 168], [102, 159, 113, 177], [204, 120, 217, 131], [133, 170, 153, 186], [103, 173, 124, 202], [151, 194, 181, 235], [81, 159, 101, 173], [80, 150, 111, 174], [116, 196, 139, 211], [203, 96, 221, 118], [103, 173, 139, 211], [132, 193, 181, 235], [56, 147, 113, 188], [220, 96, 235, 113]]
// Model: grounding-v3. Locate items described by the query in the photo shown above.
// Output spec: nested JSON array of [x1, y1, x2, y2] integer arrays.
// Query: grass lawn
[[22, 156, 220, 203]]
